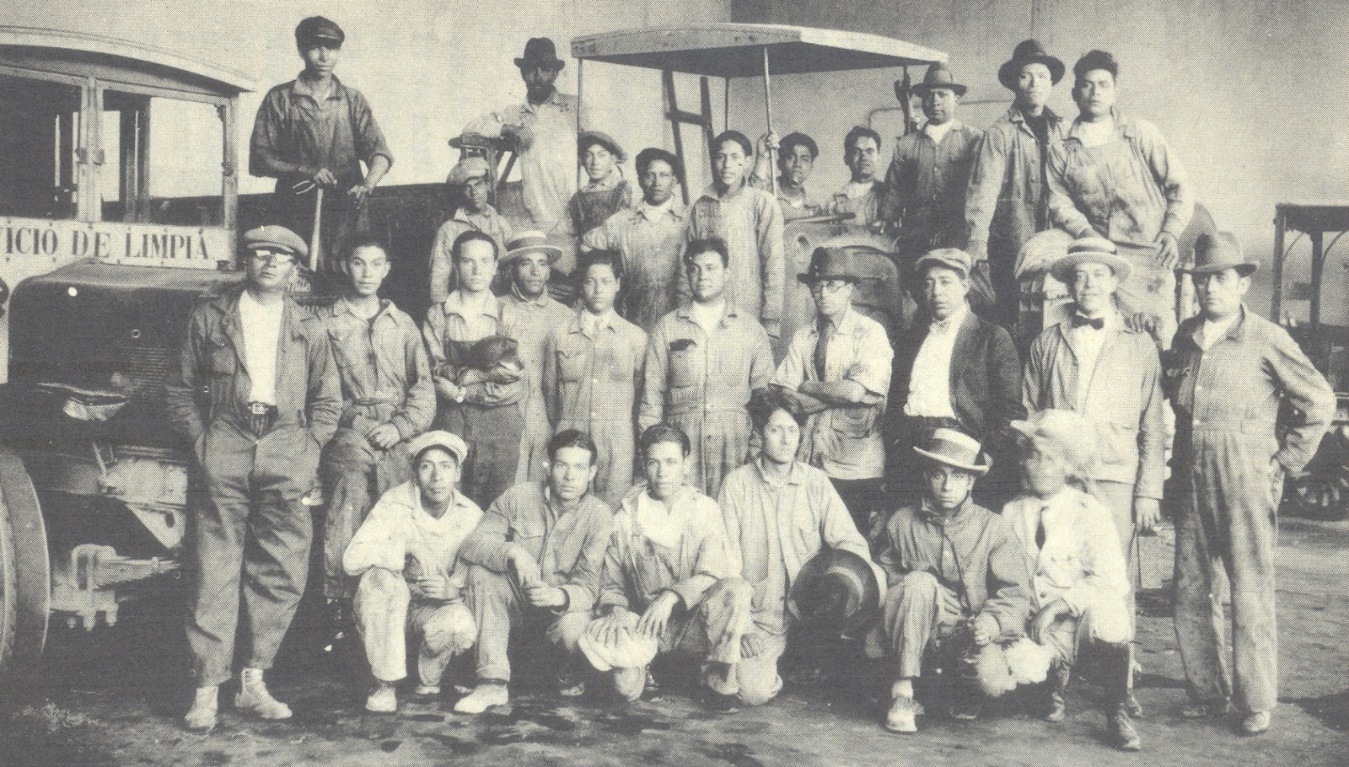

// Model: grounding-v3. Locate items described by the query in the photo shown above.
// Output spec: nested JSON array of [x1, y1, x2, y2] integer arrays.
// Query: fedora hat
[[1049, 236, 1132, 284], [789, 548, 880, 635], [998, 39, 1065, 90], [913, 428, 992, 475], [797, 247, 864, 284], [514, 37, 565, 71], [912, 62, 967, 97], [1009, 409, 1097, 476], [1179, 231, 1258, 277], [502, 230, 562, 264]]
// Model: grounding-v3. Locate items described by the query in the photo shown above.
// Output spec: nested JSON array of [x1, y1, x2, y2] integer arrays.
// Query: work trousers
[[466, 565, 590, 684], [880, 571, 967, 679], [1039, 600, 1132, 666], [320, 428, 413, 600], [669, 410, 753, 500], [188, 422, 319, 687], [1173, 434, 1282, 714], [354, 568, 477, 686], [441, 403, 523, 510]]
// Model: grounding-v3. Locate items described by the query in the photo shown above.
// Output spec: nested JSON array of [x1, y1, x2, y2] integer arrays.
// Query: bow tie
[[1071, 314, 1106, 330]]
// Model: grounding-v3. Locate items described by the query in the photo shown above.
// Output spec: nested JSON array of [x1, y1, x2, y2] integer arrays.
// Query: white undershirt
[[635, 492, 682, 549], [904, 303, 967, 418], [1077, 119, 1114, 148], [924, 119, 955, 145], [843, 179, 877, 200], [1200, 314, 1239, 350], [238, 290, 284, 405], [689, 300, 725, 337]]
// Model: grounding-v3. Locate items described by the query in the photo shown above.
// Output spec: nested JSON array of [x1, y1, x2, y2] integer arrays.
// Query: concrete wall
[[731, 0, 1349, 322]]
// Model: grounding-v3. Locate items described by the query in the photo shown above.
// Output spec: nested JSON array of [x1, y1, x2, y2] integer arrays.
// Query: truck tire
[[0, 445, 48, 671], [0, 503, 15, 677]]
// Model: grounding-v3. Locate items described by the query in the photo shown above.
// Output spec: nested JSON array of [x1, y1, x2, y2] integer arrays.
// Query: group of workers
[[163, 15, 1338, 756]]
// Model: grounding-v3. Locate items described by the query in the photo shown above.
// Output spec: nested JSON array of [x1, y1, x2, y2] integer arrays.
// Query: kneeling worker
[[873, 428, 1032, 733], [454, 430, 614, 713], [580, 424, 750, 710], [343, 431, 483, 713]]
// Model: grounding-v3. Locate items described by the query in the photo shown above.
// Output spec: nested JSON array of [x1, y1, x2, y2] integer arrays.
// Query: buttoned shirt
[[501, 287, 572, 404], [965, 106, 1067, 252], [903, 303, 968, 418], [772, 307, 893, 480], [491, 90, 577, 228], [543, 309, 647, 427], [719, 458, 882, 635], [875, 498, 1031, 635], [1002, 488, 1128, 616], [237, 290, 284, 405], [250, 73, 393, 191], [883, 120, 983, 247], [827, 179, 884, 227], [459, 482, 613, 613], [639, 302, 774, 429], [320, 297, 435, 440], [680, 182, 786, 329], [596, 483, 732, 612], [342, 482, 483, 599], [427, 206, 515, 304], [583, 199, 686, 331], [423, 291, 523, 407], [1069, 313, 1112, 411]]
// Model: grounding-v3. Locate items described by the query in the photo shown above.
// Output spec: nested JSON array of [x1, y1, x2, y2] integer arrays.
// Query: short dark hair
[[346, 233, 389, 261], [1074, 49, 1119, 83], [640, 423, 690, 458], [712, 130, 753, 157], [684, 237, 729, 267], [576, 248, 624, 281], [778, 132, 819, 160], [547, 429, 598, 466], [844, 126, 882, 154], [635, 147, 684, 186], [453, 229, 498, 260], [748, 388, 807, 433]]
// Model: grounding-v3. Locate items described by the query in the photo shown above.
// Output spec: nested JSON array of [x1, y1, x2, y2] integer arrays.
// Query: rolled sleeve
[[848, 325, 894, 397]]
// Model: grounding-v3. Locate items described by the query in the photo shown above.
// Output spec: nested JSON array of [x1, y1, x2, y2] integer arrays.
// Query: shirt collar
[[930, 302, 969, 332], [1191, 304, 1249, 346], [443, 290, 500, 320], [814, 306, 859, 337], [637, 197, 677, 221], [453, 205, 497, 225], [754, 455, 805, 486], [1008, 104, 1060, 125], [699, 180, 748, 202], [291, 73, 344, 101], [1067, 108, 1138, 142], [922, 119, 963, 139], [677, 299, 736, 322], [918, 495, 973, 524], [335, 296, 399, 324], [510, 282, 551, 307]]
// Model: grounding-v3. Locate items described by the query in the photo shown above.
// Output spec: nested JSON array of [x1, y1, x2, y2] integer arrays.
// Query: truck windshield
[[0, 74, 82, 220]]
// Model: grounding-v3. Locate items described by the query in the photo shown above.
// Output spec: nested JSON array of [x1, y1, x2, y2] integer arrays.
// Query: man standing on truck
[[250, 16, 393, 277], [167, 225, 342, 732]]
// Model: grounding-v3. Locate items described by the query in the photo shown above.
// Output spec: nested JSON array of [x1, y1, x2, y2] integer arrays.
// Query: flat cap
[[446, 156, 491, 187], [295, 16, 344, 46], [243, 225, 308, 258], [915, 247, 972, 277], [407, 430, 469, 465], [578, 130, 626, 163]]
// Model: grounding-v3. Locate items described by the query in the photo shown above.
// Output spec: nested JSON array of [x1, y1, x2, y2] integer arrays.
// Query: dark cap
[[797, 247, 863, 285], [295, 16, 344, 47], [243, 225, 308, 258], [578, 130, 626, 163], [515, 37, 565, 71]]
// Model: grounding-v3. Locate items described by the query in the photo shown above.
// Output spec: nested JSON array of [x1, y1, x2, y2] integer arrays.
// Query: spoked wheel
[[0, 445, 49, 679]]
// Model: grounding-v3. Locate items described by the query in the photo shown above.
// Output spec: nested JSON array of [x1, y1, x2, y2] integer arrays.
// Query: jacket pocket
[[206, 334, 235, 375], [669, 347, 697, 389], [558, 347, 587, 383]]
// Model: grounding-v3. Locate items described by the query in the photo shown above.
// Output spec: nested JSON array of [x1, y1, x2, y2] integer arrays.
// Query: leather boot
[[1045, 659, 1070, 722], [1102, 643, 1141, 751]]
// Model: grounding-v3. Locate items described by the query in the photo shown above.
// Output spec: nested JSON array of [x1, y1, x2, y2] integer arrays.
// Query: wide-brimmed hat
[[1179, 232, 1258, 277], [1009, 410, 1097, 476], [915, 247, 972, 278], [789, 548, 881, 635], [1049, 236, 1132, 284], [446, 156, 491, 188], [797, 247, 864, 284], [578, 130, 626, 163], [502, 230, 562, 264], [912, 62, 967, 97], [913, 428, 992, 475], [514, 37, 565, 71], [243, 225, 307, 258], [998, 39, 1065, 90], [407, 430, 468, 465]]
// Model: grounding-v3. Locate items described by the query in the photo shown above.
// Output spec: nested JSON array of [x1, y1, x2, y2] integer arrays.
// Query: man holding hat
[[487, 38, 576, 231], [1003, 409, 1138, 750], [717, 388, 883, 706], [342, 430, 482, 713], [1023, 236, 1165, 705], [771, 247, 893, 532], [251, 17, 392, 276], [965, 39, 1069, 328], [500, 232, 571, 483], [883, 63, 983, 260], [1166, 232, 1334, 735], [583, 147, 687, 331], [640, 237, 775, 498], [872, 428, 1031, 733], [429, 156, 514, 305], [886, 247, 1023, 508], [167, 225, 341, 731]]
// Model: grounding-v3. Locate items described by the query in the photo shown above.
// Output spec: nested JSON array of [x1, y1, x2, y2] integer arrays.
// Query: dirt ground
[[2, 516, 1346, 767]]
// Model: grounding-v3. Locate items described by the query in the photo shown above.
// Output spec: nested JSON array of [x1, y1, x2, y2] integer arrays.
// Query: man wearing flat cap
[[1165, 232, 1334, 736], [883, 63, 983, 263], [1022, 236, 1166, 710], [429, 156, 515, 305], [251, 17, 393, 276], [871, 428, 1031, 733], [583, 147, 686, 331], [568, 131, 635, 240], [965, 39, 1069, 328], [168, 225, 341, 732], [342, 430, 483, 713], [483, 38, 577, 233], [772, 247, 893, 532]]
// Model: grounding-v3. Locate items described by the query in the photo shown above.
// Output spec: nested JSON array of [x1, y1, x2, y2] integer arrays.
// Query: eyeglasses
[[248, 250, 297, 265]]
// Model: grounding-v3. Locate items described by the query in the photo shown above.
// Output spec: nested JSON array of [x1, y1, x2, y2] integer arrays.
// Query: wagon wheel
[[0, 445, 50, 677], [1287, 472, 1349, 521]]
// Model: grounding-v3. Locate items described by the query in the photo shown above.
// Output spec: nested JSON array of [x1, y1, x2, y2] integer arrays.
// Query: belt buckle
[[248, 402, 270, 416]]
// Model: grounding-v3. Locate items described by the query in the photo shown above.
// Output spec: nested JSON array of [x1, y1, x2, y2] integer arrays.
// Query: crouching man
[[342, 431, 483, 713], [1003, 409, 1139, 751], [454, 430, 614, 713], [872, 429, 1031, 734], [580, 424, 750, 710], [717, 389, 884, 706]]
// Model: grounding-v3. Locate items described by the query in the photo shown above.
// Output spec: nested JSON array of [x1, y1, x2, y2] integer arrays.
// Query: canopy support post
[[762, 46, 775, 197], [576, 58, 585, 193]]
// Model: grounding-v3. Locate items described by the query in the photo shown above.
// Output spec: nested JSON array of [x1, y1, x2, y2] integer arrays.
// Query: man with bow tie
[[1021, 237, 1165, 714], [885, 248, 1024, 509]]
